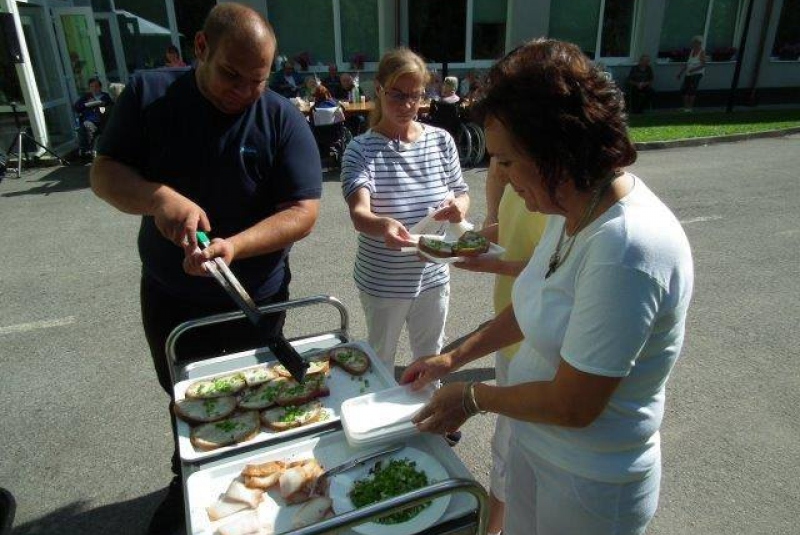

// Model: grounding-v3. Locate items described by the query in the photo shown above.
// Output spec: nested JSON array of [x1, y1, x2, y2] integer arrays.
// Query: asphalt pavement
[[0, 132, 798, 535]]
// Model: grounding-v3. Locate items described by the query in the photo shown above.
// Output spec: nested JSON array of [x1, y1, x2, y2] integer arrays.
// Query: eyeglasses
[[383, 88, 425, 104]]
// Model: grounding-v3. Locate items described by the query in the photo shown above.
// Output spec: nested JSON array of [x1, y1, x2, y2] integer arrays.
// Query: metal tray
[[184, 429, 478, 535], [174, 341, 397, 463]]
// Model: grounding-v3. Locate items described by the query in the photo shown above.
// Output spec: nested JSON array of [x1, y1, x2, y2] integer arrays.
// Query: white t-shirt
[[509, 175, 694, 483], [341, 124, 467, 298]]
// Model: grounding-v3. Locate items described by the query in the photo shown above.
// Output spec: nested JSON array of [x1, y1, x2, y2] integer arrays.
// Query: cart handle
[[165, 295, 349, 386], [286, 478, 488, 535]]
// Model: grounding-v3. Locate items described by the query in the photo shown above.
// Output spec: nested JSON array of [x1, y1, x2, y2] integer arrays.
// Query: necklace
[[545, 174, 618, 279]]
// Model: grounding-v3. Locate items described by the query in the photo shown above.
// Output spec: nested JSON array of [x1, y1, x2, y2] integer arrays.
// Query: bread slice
[[242, 365, 279, 386], [328, 346, 371, 376], [237, 379, 286, 410], [261, 401, 325, 431], [185, 373, 247, 399], [453, 230, 490, 256], [272, 354, 330, 378], [417, 236, 455, 258], [274, 375, 329, 407], [174, 395, 238, 423], [190, 411, 261, 451]]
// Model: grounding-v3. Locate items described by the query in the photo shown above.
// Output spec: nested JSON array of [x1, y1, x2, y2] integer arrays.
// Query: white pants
[[504, 434, 661, 535], [490, 353, 512, 502], [358, 284, 450, 370]]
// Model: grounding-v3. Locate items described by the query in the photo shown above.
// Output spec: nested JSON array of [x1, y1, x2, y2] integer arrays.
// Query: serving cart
[[166, 295, 488, 535]]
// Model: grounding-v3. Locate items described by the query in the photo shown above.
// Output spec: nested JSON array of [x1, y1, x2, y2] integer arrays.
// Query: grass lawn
[[627, 108, 800, 143]]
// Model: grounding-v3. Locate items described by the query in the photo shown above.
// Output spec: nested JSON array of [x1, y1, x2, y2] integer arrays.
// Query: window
[[549, 0, 636, 60], [772, 0, 800, 60], [266, 0, 379, 71], [341, 0, 380, 66], [409, 0, 467, 62], [658, 0, 745, 61], [268, 0, 336, 67], [472, 0, 507, 60]]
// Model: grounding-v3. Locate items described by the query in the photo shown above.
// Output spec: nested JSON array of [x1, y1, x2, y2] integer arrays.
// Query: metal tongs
[[309, 443, 405, 497], [196, 231, 308, 383]]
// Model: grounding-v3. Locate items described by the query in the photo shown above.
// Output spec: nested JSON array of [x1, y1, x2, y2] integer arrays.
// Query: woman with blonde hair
[[341, 47, 470, 370]]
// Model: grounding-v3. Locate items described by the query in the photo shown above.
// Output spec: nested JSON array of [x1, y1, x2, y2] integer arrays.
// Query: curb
[[635, 125, 800, 150]]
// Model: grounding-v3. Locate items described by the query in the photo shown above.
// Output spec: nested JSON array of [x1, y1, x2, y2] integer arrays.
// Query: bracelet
[[468, 381, 487, 415], [461, 382, 474, 417]]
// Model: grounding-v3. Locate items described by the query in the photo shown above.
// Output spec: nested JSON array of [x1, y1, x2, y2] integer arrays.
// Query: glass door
[[52, 7, 108, 107]]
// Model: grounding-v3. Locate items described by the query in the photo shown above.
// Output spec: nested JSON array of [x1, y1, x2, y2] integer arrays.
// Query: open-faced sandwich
[[185, 372, 248, 399], [190, 410, 261, 451], [261, 400, 326, 431], [328, 345, 371, 376], [418, 230, 490, 258], [174, 395, 238, 424]]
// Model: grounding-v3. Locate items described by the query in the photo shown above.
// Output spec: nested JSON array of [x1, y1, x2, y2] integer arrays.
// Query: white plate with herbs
[[328, 446, 451, 535]]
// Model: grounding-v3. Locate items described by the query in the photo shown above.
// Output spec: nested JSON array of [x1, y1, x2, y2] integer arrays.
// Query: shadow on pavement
[[1, 163, 91, 198], [11, 491, 161, 535]]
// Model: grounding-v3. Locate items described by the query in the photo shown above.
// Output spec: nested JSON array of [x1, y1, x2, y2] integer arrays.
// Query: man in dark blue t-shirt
[[90, 4, 322, 534]]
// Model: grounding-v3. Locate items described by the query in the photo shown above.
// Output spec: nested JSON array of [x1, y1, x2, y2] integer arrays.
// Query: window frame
[[657, 0, 749, 64]]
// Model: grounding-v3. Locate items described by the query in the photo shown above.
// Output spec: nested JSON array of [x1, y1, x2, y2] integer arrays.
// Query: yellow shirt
[[493, 186, 548, 360]]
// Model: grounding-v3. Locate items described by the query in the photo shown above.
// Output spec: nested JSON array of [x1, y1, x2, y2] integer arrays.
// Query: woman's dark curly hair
[[472, 39, 636, 199]]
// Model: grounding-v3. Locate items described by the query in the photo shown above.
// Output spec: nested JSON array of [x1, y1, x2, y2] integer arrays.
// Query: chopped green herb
[[349, 458, 431, 524]]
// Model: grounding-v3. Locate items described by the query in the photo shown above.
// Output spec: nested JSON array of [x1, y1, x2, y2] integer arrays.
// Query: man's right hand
[[151, 188, 211, 249]]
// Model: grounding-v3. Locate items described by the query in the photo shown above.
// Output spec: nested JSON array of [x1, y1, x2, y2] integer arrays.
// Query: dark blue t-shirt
[[97, 68, 322, 305]]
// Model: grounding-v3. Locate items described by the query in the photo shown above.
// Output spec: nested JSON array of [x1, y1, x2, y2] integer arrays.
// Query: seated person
[[301, 75, 319, 101], [439, 76, 460, 104], [337, 72, 356, 102], [627, 54, 655, 113], [459, 70, 479, 99], [311, 85, 345, 125], [322, 63, 342, 98], [164, 44, 187, 67], [270, 61, 303, 98], [425, 72, 442, 100], [73, 77, 113, 155]]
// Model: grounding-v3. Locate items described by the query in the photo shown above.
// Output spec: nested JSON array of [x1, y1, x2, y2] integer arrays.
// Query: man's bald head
[[201, 3, 275, 55]]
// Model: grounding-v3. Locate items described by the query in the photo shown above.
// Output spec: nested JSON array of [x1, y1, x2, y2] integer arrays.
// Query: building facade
[[1, 0, 798, 157]]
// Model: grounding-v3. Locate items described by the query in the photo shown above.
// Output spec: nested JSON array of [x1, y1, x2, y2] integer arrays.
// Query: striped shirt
[[341, 124, 468, 298]]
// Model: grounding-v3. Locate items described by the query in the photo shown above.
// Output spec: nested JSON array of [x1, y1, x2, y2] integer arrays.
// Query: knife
[[196, 231, 308, 383], [309, 443, 405, 496]]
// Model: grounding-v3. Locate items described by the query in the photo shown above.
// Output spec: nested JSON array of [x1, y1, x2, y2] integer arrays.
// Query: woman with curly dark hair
[[402, 39, 694, 535]]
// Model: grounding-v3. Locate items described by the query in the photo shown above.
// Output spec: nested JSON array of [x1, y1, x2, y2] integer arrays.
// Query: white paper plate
[[329, 447, 451, 535], [418, 242, 506, 264], [341, 383, 436, 443]]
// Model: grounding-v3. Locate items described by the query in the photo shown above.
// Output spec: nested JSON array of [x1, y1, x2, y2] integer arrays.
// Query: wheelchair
[[424, 100, 485, 168], [310, 105, 353, 168]]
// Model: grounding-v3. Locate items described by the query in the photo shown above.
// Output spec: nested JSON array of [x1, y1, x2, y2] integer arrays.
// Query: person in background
[[425, 70, 442, 100], [403, 39, 694, 535], [302, 74, 319, 101], [73, 77, 113, 157], [627, 54, 655, 114], [270, 60, 303, 98], [452, 159, 547, 535], [459, 70, 477, 99], [322, 63, 342, 98], [676, 35, 706, 112], [164, 44, 187, 67], [89, 4, 322, 533], [340, 46, 469, 371], [312, 84, 346, 125], [439, 76, 460, 104]]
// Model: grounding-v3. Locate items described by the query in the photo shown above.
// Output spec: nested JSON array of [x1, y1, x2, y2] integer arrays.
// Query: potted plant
[[351, 52, 365, 71], [669, 47, 691, 63], [710, 46, 737, 62], [776, 43, 800, 61]]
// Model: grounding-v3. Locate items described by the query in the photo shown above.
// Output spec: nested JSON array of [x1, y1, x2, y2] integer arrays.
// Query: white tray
[[174, 341, 396, 462], [184, 430, 477, 535]]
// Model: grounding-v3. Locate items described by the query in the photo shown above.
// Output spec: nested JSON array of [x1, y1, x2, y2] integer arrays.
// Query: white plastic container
[[340, 383, 437, 447]]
